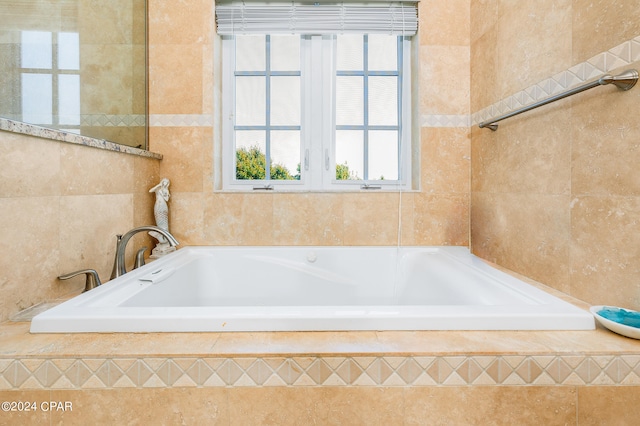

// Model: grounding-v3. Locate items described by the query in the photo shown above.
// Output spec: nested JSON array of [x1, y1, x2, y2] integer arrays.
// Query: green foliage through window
[[236, 146, 299, 180]]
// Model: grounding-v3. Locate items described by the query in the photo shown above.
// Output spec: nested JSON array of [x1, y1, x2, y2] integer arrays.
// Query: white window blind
[[215, 1, 418, 36]]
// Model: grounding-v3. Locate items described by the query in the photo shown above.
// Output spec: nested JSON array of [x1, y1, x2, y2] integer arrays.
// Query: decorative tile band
[[149, 114, 214, 127], [471, 35, 640, 126], [81, 114, 146, 127], [421, 114, 470, 128], [148, 113, 470, 129], [1, 114, 146, 127], [2, 354, 640, 390]]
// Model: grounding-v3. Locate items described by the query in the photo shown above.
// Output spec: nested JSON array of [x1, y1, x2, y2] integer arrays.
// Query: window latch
[[325, 149, 330, 171], [304, 149, 309, 171], [252, 184, 273, 191], [360, 184, 382, 190]]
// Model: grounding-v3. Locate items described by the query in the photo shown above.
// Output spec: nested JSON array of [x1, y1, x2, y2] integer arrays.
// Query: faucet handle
[[58, 269, 102, 292], [134, 247, 147, 269]]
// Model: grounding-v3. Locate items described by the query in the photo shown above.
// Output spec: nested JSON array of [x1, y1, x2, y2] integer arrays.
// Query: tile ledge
[[0, 117, 162, 160]]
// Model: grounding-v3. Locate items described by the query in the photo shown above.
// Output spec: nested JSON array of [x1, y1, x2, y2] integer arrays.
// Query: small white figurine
[[149, 178, 175, 258]]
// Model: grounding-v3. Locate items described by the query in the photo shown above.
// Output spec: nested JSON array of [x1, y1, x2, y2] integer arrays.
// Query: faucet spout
[[110, 226, 179, 279]]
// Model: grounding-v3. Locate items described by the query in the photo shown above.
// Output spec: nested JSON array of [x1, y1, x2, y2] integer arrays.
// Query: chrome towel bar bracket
[[478, 69, 638, 131]]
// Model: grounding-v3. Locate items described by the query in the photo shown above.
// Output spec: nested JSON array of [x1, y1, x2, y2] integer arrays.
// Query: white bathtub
[[30, 246, 595, 333]]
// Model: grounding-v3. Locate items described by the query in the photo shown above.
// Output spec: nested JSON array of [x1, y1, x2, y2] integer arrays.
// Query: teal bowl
[[590, 305, 640, 339]]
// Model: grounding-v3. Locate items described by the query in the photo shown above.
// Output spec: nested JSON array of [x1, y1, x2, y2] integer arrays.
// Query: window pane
[[336, 34, 363, 71], [271, 76, 300, 126], [235, 35, 265, 71], [58, 32, 79, 70], [21, 31, 52, 69], [271, 131, 300, 180], [235, 131, 266, 180], [235, 76, 265, 125], [335, 130, 363, 180], [369, 131, 398, 180], [22, 73, 52, 124], [271, 35, 300, 71], [368, 35, 397, 71], [336, 76, 363, 126], [369, 77, 397, 126], [58, 74, 80, 125]]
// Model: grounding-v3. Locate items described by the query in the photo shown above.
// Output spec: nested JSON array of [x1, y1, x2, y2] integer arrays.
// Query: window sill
[[0, 117, 162, 160], [214, 188, 420, 194]]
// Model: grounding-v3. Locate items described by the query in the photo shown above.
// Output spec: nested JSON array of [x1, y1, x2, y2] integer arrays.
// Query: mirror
[[0, 0, 147, 149]]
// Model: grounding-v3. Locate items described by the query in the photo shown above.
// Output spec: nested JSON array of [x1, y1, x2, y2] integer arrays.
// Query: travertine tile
[[168, 192, 205, 246], [60, 144, 135, 195], [470, 0, 498, 44], [413, 193, 469, 246], [570, 196, 640, 307], [0, 390, 52, 425], [148, 0, 212, 45], [204, 193, 275, 245], [272, 193, 344, 245], [420, 45, 471, 116], [404, 387, 577, 425], [0, 133, 61, 198], [470, 23, 499, 110], [51, 388, 229, 425], [0, 197, 61, 322], [578, 386, 640, 425], [572, 0, 640, 64], [571, 74, 640, 197], [419, 0, 470, 46], [148, 44, 204, 115], [342, 193, 400, 245], [493, 98, 571, 195], [470, 192, 571, 293], [495, 0, 573, 97], [59, 194, 134, 280], [420, 127, 470, 195], [150, 126, 210, 193]]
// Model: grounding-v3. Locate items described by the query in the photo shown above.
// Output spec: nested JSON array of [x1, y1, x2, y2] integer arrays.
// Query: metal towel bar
[[478, 69, 638, 131]]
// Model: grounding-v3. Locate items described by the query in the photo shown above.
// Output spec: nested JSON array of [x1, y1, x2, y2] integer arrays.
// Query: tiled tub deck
[[2, 322, 640, 390], [2, 320, 640, 424], [2, 273, 640, 425]]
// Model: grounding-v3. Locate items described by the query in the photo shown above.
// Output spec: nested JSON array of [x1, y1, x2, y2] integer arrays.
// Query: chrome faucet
[[110, 226, 179, 279]]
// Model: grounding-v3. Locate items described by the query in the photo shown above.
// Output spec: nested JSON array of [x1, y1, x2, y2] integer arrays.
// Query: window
[[20, 31, 80, 131], [217, 1, 417, 191]]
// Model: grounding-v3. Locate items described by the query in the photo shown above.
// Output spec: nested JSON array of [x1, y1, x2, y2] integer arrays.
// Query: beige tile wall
[[147, 0, 471, 248], [0, 131, 160, 322], [1, 0, 471, 320], [470, 0, 640, 309]]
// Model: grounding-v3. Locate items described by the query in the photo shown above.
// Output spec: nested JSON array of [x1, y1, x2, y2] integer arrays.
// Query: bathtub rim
[[30, 245, 596, 333]]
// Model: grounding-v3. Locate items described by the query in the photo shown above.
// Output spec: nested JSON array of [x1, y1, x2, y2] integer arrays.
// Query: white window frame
[[221, 34, 412, 192]]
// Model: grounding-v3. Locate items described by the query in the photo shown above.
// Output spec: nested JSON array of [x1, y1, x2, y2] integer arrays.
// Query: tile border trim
[[471, 35, 640, 126], [3, 354, 640, 390]]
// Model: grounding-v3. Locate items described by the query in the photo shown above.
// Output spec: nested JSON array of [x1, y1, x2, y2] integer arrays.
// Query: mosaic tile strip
[[149, 114, 214, 127], [148, 113, 470, 128], [472, 35, 640, 126], [3, 355, 640, 390], [1, 114, 146, 127], [81, 114, 146, 127], [421, 114, 470, 128]]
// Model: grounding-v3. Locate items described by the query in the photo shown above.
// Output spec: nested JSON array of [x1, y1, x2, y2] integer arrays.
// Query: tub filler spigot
[[110, 226, 179, 280]]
